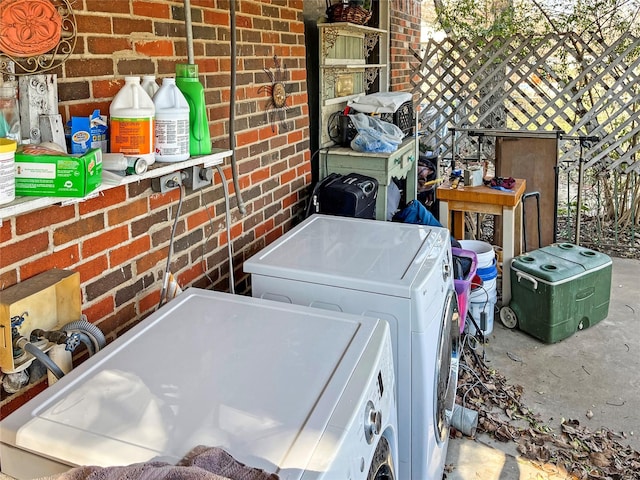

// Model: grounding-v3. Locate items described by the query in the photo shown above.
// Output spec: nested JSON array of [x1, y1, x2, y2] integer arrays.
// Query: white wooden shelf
[[0, 149, 233, 222]]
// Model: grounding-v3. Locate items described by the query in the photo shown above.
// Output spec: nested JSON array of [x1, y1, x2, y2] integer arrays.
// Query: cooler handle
[[516, 271, 538, 290]]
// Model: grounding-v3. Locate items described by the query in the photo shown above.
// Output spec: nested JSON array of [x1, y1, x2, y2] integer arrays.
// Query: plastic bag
[[349, 113, 405, 153]]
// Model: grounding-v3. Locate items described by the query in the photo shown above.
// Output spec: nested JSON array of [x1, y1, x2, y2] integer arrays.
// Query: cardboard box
[[0, 269, 81, 372], [69, 109, 108, 154], [15, 147, 103, 197]]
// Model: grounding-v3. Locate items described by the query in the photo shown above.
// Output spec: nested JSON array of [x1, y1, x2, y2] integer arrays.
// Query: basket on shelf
[[326, 1, 372, 25]]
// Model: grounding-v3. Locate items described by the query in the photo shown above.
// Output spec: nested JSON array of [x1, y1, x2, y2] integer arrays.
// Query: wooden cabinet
[[318, 22, 387, 149], [320, 137, 417, 221]]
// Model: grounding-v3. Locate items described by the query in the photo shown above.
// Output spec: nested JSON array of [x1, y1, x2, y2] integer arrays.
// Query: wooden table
[[437, 178, 526, 305]]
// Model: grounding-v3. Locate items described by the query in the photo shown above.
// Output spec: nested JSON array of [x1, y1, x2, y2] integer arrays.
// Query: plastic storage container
[[153, 78, 190, 162], [0, 84, 21, 142], [505, 243, 612, 343], [109, 76, 156, 165], [175, 63, 211, 156], [0, 138, 17, 205]]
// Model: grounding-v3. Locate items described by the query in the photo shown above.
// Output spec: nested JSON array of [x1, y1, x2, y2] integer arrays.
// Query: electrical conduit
[[229, 0, 246, 215]]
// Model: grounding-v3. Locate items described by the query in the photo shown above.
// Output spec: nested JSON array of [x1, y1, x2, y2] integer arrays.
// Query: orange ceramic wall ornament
[[0, 0, 62, 57]]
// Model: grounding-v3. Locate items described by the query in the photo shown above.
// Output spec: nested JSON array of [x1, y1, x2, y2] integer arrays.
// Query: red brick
[[91, 79, 122, 100], [81, 226, 129, 258], [135, 40, 174, 57], [19, 245, 80, 279], [76, 255, 109, 283], [83, 296, 115, 324], [86, 0, 130, 13], [108, 198, 148, 226], [220, 223, 243, 246], [53, 214, 105, 246], [88, 37, 132, 55], [133, 1, 170, 18], [203, 11, 229, 26], [280, 168, 296, 184], [0, 220, 11, 242], [110, 236, 151, 267], [254, 218, 274, 239], [282, 192, 298, 209], [79, 187, 127, 215], [15, 205, 75, 235], [287, 129, 303, 144], [136, 248, 166, 274], [251, 166, 270, 184], [0, 233, 49, 269], [139, 289, 161, 315], [75, 14, 112, 34], [186, 209, 211, 230]]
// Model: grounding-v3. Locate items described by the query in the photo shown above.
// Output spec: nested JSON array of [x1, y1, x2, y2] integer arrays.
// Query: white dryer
[[0, 289, 397, 480], [244, 214, 460, 480]]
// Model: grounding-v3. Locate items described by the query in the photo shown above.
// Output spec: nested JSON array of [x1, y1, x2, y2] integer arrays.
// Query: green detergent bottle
[[175, 63, 211, 156]]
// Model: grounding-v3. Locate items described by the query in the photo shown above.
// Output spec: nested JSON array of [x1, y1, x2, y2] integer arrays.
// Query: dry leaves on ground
[[451, 340, 640, 480]]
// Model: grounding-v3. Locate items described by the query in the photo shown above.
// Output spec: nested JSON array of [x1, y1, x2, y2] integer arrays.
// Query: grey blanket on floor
[[39, 445, 280, 480]]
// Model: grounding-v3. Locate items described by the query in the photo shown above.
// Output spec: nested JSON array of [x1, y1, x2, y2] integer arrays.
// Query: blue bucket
[[476, 258, 498, 281]]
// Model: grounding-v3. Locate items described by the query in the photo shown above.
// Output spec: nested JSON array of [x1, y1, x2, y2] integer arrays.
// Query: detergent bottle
[[109, 76, 155, 165], [153, 77, 190, 162], [175, 64, 211, 156]]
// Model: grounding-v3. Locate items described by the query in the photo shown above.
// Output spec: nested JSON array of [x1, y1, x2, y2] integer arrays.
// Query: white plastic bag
[[349, 113, 405, 153]]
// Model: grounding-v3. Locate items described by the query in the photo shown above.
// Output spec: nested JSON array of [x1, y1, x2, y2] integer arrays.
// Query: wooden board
[[495, 137, 558, 249]]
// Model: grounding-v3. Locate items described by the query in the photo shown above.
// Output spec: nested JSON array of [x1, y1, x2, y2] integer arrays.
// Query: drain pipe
[[229, 0, 246, 215]]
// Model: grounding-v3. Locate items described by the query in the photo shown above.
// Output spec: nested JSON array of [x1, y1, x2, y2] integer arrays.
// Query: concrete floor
[[445, 255, 640, 479]]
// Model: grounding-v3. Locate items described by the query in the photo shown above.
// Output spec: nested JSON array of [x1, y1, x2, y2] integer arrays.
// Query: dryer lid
[[0, 290, 382, 480], [244, 214, 451, 298]]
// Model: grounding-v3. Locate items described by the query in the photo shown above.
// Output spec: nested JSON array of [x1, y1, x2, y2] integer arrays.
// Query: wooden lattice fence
[[411, 33, 640, 251]]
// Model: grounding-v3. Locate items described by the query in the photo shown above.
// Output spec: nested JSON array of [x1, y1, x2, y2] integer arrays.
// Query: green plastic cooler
[[500, 243, 612, 343]]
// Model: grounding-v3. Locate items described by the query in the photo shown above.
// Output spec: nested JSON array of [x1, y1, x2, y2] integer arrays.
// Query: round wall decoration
[[0, 0, 76, 75], [0, 0, 62, 57], [260, 55, 293, 132]]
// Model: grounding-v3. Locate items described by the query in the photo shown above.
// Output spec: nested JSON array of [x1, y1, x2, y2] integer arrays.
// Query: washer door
[[435, 289, 461, 443], [367, 435, 395, 480]]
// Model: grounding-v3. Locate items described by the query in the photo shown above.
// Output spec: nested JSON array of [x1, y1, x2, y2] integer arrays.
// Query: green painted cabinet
[[320, 137, 417, 221]]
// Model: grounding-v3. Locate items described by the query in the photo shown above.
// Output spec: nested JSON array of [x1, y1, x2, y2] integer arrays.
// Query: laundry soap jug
[[109, 76, 156, 165], [153, 77, 190, 162], [141, 75, 160, 99], [175, 63, 211, 156]]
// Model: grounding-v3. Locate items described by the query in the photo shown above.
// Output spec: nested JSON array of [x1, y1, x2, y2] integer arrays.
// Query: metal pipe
[[575, 142, 584, 244], [229, 0, 246, 215], [184, 0, 195, 64]]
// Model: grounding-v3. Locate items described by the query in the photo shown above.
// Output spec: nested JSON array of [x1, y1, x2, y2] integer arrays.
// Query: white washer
[[0, 289, 397, 480], [244, 214, 460, 480]]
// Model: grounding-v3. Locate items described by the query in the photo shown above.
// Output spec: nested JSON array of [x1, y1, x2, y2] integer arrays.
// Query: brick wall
[[0, 0, 422, 418], [1, 0, 311, 416], [389, 0, 422, 92]]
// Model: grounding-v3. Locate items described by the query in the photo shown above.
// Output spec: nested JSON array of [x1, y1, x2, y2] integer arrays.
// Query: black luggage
[[309, 172, 378, 219]]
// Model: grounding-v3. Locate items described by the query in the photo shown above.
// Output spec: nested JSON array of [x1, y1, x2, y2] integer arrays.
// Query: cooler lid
[[543, 243, 612, 270], [0, 289, 379, 479], [244, 214, 450, 298], [511, 249, 585, 283]]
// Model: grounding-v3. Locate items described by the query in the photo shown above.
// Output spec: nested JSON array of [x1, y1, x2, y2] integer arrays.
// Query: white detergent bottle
[[109, 76, 156, 165], [153, 77, 190, 162], [141, 75, 160, 99]]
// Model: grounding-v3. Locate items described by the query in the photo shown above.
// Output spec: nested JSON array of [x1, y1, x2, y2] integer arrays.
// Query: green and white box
[[15, 148, 102, 197]]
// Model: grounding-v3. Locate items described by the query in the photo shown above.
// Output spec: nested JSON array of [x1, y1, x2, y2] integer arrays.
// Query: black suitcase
[[311, 172, 378, 219]]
